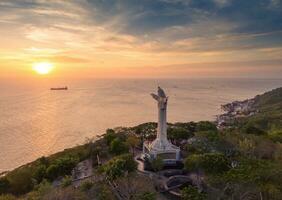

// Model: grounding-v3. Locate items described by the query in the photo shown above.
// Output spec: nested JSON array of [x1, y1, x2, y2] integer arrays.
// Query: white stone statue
[[145, 87, 180, 160], [151, 87, 169, 147]]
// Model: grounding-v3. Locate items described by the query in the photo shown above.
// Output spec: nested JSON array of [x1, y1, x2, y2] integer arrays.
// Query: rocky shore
[[216, 97, 258, 129]]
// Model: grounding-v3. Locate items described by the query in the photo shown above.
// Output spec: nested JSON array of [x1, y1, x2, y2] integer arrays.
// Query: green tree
[[174, 122, 197, 133], [195, 130, 219, 142], [126, 135, 140, 156], [104, 158, 127, 180], [38, 156, 49, 166], [184, 139, 210, 155], [7, 167, 34, 195], [110, 138, 129, 155], [46, 165, 58, 180], [32, 164, 47, 184], [181, 186, 206, 200], [102, 154, 137, 180], [243, 124, 266, 135], [196, 121, 217, 132], [46, 156, 78, 180], [104, 129, 116, 145], [224, 158, 281, 186], [26, 179, 52, 200], [0, 178, 10, 194], [168, 127, 193, 140], [185, 153, 230, 174]]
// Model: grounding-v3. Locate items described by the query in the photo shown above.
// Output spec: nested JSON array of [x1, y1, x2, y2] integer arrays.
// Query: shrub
[[137, 191, 156, 200], [61, 176, 72, 188], [133, 122, 157, 139], [185, 153, 230, 174], [174, 122, 197, 133], [196, 121, 217, 132], [80, 181, 93, 192], [223, 158, 281, 185], [91, 182, 115, 200], [186, 145, 208, 155], [268, 131, 282, 143], [0, 194, 17, 200], [181, 186, 206, 200], [244, 125, 266, 135], [195, 130, 219, 142], [7, 167, 34, 195], [42, 187, 87, 200], [185, 138, 211, 155], [46, 156, 78, 180], [126, 135, 140, 155], [27, 179, 52, 199]]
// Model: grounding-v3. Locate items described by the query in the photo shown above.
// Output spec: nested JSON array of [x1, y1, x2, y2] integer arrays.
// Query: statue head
[[158, 86, 167, 98]]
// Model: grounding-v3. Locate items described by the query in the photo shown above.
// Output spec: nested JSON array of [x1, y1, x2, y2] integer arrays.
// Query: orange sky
[[0, 0, 281, 79]]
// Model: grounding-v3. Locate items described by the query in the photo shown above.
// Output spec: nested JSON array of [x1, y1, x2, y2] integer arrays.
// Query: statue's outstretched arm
[[151, 93, 160, 101]]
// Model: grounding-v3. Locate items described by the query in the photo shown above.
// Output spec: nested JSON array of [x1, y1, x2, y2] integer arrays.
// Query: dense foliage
[[101, 153, 137, 180], [46, 156, 78, 180], [181, 186, 207, 200], [184, 153, 230, 174], [109, 138, 129, 155]]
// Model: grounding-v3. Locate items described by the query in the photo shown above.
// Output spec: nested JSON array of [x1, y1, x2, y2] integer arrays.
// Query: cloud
[[0, 0, 281, 77]]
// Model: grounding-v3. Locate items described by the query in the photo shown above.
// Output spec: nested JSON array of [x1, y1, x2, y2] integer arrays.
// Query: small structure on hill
[[143, 87, 181, 165]]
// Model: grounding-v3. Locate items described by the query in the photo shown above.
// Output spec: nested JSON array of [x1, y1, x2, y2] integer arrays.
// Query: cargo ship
[[50, 86, 68, 90]]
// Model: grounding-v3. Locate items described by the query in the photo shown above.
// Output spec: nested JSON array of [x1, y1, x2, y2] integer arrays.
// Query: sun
[[32, 62, 54, 75]]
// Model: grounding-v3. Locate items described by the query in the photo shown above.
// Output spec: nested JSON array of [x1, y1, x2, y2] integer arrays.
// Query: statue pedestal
[[143, 139, 180, 162]]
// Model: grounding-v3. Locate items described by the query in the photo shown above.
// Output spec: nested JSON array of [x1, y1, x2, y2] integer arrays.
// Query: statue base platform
[[143, 139, 181, 162]]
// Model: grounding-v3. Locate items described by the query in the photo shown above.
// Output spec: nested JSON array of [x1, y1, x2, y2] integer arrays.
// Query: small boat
[[50, 86, 68, 90]]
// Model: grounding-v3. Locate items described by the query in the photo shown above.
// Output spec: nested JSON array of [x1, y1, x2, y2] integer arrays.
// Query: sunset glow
[[32, 62, 54, 75], [0, 0, 281, 79]]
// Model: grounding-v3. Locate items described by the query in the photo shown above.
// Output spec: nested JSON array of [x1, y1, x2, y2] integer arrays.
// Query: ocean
[[0, 78, 281, 172]]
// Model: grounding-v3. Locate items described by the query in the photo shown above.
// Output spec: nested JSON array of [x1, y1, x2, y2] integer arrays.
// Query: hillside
[[217, 87, 282, 142], [238, 87, 282, 141]]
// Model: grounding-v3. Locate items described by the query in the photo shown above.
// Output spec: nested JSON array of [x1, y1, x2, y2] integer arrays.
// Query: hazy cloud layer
[[0, 0, 281, 77]]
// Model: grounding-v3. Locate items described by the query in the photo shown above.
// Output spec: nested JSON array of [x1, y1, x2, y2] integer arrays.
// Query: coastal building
[[143, 87, 181, 164]]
